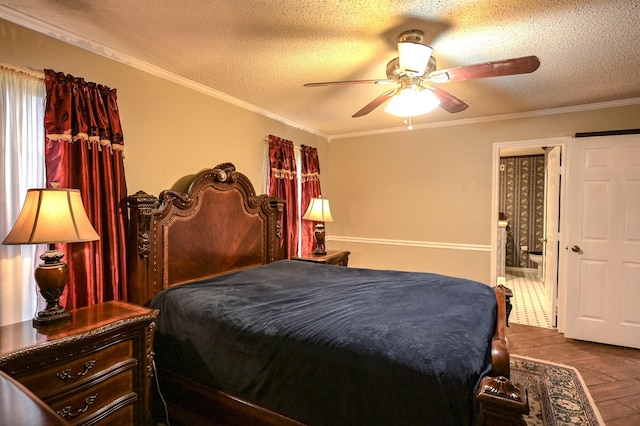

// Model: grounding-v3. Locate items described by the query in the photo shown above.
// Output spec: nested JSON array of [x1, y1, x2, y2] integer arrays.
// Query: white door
[[544, 146, 561, 327], [564, 134, 640, 349]]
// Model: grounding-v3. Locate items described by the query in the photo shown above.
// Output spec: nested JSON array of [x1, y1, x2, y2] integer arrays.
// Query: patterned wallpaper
[[498, 155, 545, 267]]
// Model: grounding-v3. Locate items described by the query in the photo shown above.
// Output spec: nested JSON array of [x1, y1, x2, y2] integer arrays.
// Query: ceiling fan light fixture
[[384, 87, 440, 117], [398, 42, 432, 77]]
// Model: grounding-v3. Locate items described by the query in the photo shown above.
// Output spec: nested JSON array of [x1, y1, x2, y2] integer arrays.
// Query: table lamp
[[2, 188, 100, 326], [302, 197, 333, 255]]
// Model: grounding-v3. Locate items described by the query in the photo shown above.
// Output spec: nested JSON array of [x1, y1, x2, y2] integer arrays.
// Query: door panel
[[622, 263, 640, 324], [625, 181, 640, 240], [582, 181, 609, 239], [578, 259, 606, 319]]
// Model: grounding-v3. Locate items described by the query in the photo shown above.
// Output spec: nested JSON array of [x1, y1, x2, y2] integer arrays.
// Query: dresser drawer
[[93, 403, 134, 425], [16, 339, 135, 400], [50, 369, 136, 424]]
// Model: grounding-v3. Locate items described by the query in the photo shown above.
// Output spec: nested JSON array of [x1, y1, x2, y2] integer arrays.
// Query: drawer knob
[[56, 359, 97, 381], [58, 394, 97, 419]]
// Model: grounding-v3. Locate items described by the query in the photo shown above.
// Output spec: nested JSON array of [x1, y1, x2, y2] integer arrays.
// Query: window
[[265, 137, 322, 257], [0, 65, 46, 325]]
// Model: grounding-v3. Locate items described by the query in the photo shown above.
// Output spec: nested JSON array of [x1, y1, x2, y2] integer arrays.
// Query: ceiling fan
[[304, 30, 540, 121]]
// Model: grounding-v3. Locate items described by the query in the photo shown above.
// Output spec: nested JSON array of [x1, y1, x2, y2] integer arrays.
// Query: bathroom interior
[[498, 149, 553, 328]]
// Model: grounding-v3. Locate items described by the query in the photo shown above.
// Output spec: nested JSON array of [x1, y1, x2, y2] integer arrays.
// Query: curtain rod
[[0, 62, 44, 81], [263, 135, 301, 151]]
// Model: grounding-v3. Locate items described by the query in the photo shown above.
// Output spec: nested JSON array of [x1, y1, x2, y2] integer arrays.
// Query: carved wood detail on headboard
[[125, 163, 286, 306]]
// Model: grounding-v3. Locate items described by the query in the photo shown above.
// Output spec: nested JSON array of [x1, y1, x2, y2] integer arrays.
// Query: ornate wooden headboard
[[125, 163, 286, 306]]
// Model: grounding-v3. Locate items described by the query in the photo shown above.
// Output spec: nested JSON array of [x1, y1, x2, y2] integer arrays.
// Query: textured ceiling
[[1, 0, 639, 137]]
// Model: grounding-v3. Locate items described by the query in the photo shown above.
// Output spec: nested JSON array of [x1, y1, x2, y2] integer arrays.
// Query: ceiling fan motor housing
[[398, 29, 425, 44]]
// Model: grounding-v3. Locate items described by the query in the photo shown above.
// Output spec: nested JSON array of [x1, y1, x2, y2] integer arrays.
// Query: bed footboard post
[[125, 191, 159, 306], [476, 284, 529, 425], [491, 285, 511, 378], [476, 375, 529, 425]]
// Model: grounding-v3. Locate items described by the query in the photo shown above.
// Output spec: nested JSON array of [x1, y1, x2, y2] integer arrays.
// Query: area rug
[[511, 355, 604, 426]]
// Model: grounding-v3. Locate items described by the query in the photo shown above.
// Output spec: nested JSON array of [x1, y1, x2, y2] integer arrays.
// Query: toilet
[[528, 251, 543, 279]]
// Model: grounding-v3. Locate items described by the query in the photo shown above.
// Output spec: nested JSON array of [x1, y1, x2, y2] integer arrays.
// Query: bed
[[125, 162, 528, 426]]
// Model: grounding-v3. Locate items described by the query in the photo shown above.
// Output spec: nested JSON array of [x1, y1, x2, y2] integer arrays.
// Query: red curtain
[[43, 69, 128, 309], [268, 135, 298, 258], [300, 145, 322, 255]]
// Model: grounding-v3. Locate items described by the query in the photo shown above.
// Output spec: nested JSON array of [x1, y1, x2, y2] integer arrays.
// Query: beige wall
[[0, 18, 327, 198], [3, 18, 640, 284], [325, 105, 640, 283]]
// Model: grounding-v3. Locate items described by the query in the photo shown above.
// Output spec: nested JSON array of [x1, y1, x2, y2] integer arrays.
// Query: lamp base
[[312, 247, 327, 256], [33, 306, 71, 327], [33, 248, 72, 327], [312, 223, 327, 255]]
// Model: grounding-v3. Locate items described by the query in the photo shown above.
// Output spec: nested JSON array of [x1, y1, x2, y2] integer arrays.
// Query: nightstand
[[0, 301, 158, 426], [292, 250, 350, 266]]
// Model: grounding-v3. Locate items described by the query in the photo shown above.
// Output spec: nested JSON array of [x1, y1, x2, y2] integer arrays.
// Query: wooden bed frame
[[125, 163, 529, 426]]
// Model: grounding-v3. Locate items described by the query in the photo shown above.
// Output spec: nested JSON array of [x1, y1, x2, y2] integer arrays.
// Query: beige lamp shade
[[3, 188, 100, 245], [302, 197, 333, 222]]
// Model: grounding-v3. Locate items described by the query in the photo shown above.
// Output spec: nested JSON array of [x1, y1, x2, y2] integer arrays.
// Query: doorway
[[490, 137, 568, 328]]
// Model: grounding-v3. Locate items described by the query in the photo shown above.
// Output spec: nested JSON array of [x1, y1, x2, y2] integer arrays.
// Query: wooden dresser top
[[0, 301, 157, 358]]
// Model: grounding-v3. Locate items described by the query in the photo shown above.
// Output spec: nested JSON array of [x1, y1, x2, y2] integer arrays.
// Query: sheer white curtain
[[0, 65, 45, 325]]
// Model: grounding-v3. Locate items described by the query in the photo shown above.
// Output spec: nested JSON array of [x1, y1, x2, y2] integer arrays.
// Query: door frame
[[490, 137, 569, 329], [544, 146, 562, 327]]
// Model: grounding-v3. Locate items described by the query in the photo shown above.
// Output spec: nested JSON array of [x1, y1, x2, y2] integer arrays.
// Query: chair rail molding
[[328, 235, 490, 252]]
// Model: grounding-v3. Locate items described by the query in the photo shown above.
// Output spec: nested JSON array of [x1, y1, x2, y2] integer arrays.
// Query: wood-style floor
[[506, 323, 640, 425]]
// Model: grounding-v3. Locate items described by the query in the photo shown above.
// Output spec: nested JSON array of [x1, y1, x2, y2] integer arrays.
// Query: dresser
[[292, 250, 350, 266], [0, 301, 158, 425]]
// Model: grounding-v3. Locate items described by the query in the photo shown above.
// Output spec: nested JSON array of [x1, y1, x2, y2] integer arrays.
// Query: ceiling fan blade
[[304, 79, 395, 87], [352, 89, 396, 117], [429, 55, 540, 83], [431, 86, 469, 113]]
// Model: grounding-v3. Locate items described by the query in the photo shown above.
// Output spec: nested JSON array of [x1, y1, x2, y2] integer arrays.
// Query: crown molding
[[329, 97, 640, 140], [0, 6, 329, 140]]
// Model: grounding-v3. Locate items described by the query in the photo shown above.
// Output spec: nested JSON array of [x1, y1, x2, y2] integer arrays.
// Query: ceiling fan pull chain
[[404, 116, 414, 130]]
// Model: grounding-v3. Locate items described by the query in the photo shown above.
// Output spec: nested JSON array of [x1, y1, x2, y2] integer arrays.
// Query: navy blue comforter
[[151, 260, 497, 426]]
